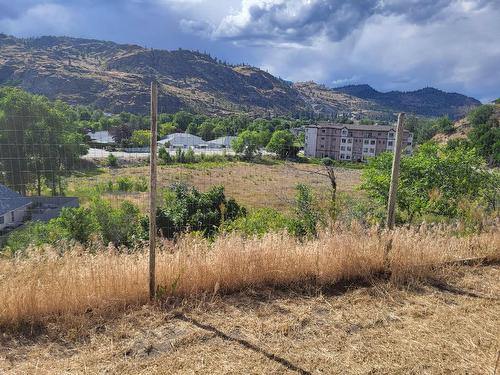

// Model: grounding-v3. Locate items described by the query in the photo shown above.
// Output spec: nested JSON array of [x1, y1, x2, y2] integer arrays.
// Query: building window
[[321, 137, 325, 140], [320, 144, 325, 148], [347, 146, 352, 151], [341, 138, 347, 143], [346, 155, 351, 160], [0, 216, 4, 225], [364, 139, 369, 145], [347, 138, 352, 143], [321, 129, 326, 133], [340, 146, 346, 151], [340, 154, 345, 160], [11, 211, 15, 222], [370, 140, 376, 145], [388, 140, 394, 146]]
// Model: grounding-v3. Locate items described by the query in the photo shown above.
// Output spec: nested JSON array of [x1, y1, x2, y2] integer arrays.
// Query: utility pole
[[149, 81, 158, 300], [386, 113, 405, 230]]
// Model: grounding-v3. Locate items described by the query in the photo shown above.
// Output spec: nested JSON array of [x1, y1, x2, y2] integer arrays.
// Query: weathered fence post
[[386, 113, 405, 230], [149, 81, 158, 300]]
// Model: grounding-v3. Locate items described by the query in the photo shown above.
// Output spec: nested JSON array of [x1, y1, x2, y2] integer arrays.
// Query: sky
[[0, 0, 499, 102]]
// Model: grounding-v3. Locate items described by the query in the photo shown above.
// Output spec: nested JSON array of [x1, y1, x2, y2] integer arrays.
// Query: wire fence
[[0, 106, 336, 251]]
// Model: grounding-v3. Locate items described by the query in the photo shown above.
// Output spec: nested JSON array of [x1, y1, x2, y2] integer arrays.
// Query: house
[[0, 184, 32, 231], [87, 130, 116, 148], [304, 122, 413, 161], [158, 133, 205, 148], [207, 136, 237, 149]]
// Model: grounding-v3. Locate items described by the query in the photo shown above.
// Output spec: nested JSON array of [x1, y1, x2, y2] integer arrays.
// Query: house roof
[[0, 184, 32, 216], [87, 130, 115, 144], [158, 133, 204, 145], [207, 136, 237, 146]]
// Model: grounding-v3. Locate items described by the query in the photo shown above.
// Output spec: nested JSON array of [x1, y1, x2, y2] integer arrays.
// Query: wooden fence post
[[149, 81, 158, 300], [386, 113, 405, 230]]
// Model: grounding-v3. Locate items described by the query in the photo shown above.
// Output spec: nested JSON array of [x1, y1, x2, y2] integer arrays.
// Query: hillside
[[335, 84, 481, 119], [433, 101, 500, 143], [0, 34, 481, 118]]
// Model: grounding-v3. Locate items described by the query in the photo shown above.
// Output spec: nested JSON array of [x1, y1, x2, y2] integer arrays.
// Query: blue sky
[[0, 0, 499, 102]]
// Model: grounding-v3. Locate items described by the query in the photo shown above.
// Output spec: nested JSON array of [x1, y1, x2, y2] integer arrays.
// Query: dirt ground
[[1, 265, 499, 374]]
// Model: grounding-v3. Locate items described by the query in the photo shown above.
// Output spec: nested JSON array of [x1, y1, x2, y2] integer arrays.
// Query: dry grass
[[1, 265, 499, 374], [1, 225, 498, 329], [69, 162, 362, 211]]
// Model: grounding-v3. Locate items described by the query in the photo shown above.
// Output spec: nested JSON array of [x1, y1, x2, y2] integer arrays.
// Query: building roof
[[207, 136, 237, 146], [0, 184, 32, 216], [310, 122, 399, 132], [87, 130, 115, 144], [158, 133, 204, 146]]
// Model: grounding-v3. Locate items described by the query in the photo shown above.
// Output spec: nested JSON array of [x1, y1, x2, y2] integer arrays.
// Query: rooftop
[[310, 122, 400, 132], [0, 184, 32, 216]]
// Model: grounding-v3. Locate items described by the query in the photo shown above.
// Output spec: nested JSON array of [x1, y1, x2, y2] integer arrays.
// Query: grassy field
[[67, 161, 362, 211], [1, 263, 499, 374]]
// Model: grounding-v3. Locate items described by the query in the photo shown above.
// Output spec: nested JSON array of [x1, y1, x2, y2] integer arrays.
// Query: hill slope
[[335, 84, 480, 119], [0, 34, 481, 118]]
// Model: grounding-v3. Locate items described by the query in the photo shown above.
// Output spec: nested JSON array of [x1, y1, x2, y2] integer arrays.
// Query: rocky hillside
[[0, 34, 481, 118], [335, 84, 480, 119]]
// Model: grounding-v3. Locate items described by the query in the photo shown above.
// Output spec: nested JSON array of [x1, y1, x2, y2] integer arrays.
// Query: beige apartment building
[[304, 123, 413, 161]]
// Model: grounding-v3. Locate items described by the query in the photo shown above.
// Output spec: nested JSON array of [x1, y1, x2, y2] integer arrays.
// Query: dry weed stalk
[[0, 225, 498, 326]]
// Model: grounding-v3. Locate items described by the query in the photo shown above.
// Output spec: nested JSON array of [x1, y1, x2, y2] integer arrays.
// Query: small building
[[87, 130, 116, 148], [0, 184, 32, 231], [304, 122, 413, 161], [158, 133, 205, 148], [207, 136, 237, 149]]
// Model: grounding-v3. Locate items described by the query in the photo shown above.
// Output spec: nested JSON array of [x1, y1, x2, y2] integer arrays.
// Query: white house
[[207, 136, 237, 149], [0, 184, 32, 231], [158, 133, 205, 148]]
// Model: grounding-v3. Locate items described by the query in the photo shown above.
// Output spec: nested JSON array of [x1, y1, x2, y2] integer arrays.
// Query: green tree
[[361, 143, 495, 222], [231, 130, 262, 160], [173, 111, 193, 131], [159, 122, 176, 138], [130, 130, 151, 147], [266, 130, 297, 159], [0, 87, 87, 195]]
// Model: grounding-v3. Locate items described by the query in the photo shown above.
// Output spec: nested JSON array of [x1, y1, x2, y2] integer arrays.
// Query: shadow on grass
[[174, 313, 312, 375]]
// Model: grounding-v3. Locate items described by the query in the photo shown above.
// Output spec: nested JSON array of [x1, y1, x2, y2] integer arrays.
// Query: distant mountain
[[334, 84, 480, 119], [0, 34, 481, 119]]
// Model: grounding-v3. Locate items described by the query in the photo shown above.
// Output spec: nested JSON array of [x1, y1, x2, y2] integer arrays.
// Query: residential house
[[158, 133, 205, 148], [0, 184, 32, 231]]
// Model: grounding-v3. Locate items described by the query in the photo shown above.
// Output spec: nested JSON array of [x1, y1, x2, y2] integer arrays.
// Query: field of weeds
[[67, 161, 362, 211], [1, 256, 499, 374], [1, 224, 498, 328]]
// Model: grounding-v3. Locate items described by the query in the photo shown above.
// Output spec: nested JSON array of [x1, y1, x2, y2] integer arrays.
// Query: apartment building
[[304, 123, 413, 161]]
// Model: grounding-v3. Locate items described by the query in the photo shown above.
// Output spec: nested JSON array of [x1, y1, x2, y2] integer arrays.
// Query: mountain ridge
[[0, 34, 480, 119]]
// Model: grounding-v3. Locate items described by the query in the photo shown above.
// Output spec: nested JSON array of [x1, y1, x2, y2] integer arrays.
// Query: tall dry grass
[[0, 225, 498, 326]]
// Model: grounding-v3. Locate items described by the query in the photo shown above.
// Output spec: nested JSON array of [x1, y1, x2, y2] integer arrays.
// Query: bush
[[106, 153, 118, 167], [361, 143, 497, 223], [222, 208, 290, 237], [288, 184, 322, 238], [154, 184, 246, 238]]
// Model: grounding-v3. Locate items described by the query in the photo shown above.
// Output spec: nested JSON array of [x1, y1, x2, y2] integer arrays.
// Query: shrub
[[106, 153, 118, 168], [154, 184, 246, 238], [288, 184, 322, 238], [361, 143, 496, 223], [55, 207, 97, 244], [116, 177, 134, 192], [222, 208, 290, 237]]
